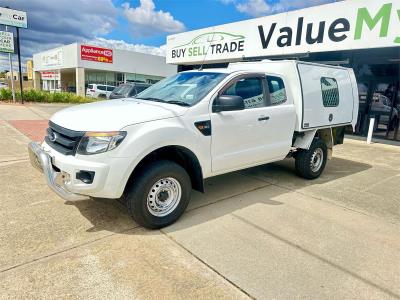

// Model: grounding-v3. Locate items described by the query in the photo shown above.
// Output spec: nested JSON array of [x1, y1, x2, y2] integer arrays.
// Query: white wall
[[33, 43, 78, 71], [33, 43, 177, 78], [77, 43, 176, 77]]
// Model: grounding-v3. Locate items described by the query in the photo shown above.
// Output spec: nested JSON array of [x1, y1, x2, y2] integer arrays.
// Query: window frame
[[215, 73, 270, 111], [320, 77, 340, 108]]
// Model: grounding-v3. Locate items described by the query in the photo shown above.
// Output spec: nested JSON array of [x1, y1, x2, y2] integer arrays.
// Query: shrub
[[0, 88, 95, 104], [0, 88, 12, 100]]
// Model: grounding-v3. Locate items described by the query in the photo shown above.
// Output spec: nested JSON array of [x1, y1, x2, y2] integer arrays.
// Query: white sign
[[41, 48, 63, 68], [0, 7, 27, 29], [167, 0, 400, 64], [0, 31, 14, 53], [41, 71, 60, 80]]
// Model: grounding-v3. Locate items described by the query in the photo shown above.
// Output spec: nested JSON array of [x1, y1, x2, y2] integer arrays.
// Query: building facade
[[33, 43, 177, 96], [166, 0, 400, 143]]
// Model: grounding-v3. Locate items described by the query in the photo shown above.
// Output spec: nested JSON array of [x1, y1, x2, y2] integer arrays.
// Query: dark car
[[109, 83, 151, 99]]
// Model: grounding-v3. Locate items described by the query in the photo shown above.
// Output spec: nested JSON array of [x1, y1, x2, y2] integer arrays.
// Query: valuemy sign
[[0, 31, 14, 53], [167, 0, 400, 64], [81, 45, 113, 64], [0, 7, 27, 29]]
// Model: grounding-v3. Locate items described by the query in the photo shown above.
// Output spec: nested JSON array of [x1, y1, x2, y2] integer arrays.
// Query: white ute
[[29, 60, 359, 229]]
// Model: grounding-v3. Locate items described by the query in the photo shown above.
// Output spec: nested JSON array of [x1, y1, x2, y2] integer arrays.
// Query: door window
[[222, 77, 266, 109], [267, 76, 287, 105]]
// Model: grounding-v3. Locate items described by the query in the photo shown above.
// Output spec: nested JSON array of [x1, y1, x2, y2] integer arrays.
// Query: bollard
[[367, 117, 375, 144]]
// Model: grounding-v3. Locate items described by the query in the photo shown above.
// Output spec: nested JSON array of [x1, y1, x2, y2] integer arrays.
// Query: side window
[[321, 77, 339, 107], [97, 85, 106, 91], [222, 77, 265, 109], [267, 76, 287, 105]]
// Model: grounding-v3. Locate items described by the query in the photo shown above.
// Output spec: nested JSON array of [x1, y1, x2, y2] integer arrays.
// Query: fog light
[[61, 171, 71, 184], [76, 170, 95, 184]]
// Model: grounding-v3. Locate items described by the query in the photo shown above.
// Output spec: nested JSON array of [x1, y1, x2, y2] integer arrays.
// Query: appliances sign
[[80, 45, 113, 63], [0, 31, 14, 53], [167, 0, 400, 64], [0, 7, 27, 29]]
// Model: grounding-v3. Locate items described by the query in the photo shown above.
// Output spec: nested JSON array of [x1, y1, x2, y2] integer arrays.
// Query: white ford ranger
[[29, 60, 359, 229]]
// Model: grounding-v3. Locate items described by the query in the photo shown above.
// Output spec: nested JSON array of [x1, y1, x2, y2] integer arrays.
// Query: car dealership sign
[[167, 0, 400, 64], [0, 31, 14, 53], [0, 7, 27, 28], [80, 45, 113, 63]]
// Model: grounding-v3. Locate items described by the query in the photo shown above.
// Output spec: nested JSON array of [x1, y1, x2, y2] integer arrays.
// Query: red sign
[[41, 71, 60, 80], [80, 45, 113, 64]]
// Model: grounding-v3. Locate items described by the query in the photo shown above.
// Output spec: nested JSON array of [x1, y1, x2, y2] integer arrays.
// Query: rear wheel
[[295, 138, 328, 179], [125, 160, 191, 229]]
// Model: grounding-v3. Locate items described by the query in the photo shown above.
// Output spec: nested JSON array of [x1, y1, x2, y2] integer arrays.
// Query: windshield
[[135, 72, 228, 106], [113, 84, 132, 95]]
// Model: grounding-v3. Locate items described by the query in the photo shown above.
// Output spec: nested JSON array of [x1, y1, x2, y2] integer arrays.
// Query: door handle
[[258, 116, 270, 121]]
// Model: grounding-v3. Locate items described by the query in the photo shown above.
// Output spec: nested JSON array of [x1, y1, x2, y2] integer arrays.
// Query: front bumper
[[28, 142, 87, 201]]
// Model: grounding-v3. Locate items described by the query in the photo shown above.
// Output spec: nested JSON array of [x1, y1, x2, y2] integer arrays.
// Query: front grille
[[45, 121, 85, 156]]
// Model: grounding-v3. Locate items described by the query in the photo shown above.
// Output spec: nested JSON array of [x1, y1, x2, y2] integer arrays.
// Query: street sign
[[0, 7, 27, 29], [0, 31, 14, 53]]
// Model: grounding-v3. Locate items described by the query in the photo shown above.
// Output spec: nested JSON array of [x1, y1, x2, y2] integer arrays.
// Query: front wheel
[[125, 160, 191, 229], [295, 138, 328, 179]]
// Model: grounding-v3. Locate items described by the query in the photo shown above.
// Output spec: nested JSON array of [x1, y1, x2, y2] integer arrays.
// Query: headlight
[[77, 131, 127, 155]]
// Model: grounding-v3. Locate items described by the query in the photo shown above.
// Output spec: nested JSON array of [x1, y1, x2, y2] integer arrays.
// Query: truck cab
[[29, 60, 359, 229]]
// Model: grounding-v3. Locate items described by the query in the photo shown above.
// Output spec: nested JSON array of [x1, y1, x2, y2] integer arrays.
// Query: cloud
[[0, 0, 118, 71], [122, 0, 186, 37], [222, 0, 337, 17], [89, 38, 167, 57], [236, 0, 272, 16]]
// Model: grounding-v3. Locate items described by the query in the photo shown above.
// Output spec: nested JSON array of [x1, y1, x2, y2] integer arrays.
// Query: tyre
[[295, 138, 328, 180], [125, 160, 191, 229]]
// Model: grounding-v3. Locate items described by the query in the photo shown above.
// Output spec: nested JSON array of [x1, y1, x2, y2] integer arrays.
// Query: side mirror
[[213, 95, 245, 113]]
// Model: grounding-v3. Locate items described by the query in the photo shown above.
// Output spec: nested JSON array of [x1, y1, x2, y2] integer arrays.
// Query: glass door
[[368, 81, 399, 141]]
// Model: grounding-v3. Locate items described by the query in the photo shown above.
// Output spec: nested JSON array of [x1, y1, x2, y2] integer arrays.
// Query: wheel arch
[[293, 128, 335, 160], [124, 145, 205, 195]]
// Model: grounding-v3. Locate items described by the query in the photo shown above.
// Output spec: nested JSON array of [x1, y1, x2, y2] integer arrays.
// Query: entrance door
[[211, 74, 295, 174], [367, 81, 400, 141]]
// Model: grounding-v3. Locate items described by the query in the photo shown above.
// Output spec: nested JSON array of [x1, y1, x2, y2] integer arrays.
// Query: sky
[[0, 0, 337, 71]]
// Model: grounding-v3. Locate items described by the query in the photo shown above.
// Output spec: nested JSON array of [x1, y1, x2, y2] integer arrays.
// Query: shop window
[[321, 77, 339, 107], [267, 76, 287, 105]]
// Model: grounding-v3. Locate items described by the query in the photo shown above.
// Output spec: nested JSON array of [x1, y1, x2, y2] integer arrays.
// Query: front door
[[211, 74, 295, 174]]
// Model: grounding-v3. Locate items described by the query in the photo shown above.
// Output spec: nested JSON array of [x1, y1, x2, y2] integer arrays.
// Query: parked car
[[109, 82, 151, 99], [0, 82, 8, 89], [29, 60, 359, 229], [86, 84, 116, 99], [371, 93, 399, 130]]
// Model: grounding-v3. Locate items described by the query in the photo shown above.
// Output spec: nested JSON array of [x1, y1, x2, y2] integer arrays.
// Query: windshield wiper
[[137, 97, 190, 107], [137, 97, 165, 102], [165, 100, 190, 107]]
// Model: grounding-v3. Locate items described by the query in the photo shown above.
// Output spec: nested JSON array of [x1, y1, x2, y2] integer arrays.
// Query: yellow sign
[[26, 59, 33, 80]]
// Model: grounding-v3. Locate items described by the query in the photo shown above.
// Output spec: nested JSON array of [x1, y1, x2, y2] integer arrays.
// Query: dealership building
[[32, 43, 176, 96], [167, 0, 400, 143]]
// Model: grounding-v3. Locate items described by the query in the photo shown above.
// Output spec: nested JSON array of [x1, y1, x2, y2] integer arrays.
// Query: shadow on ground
[[65, 157, 372, 234]]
